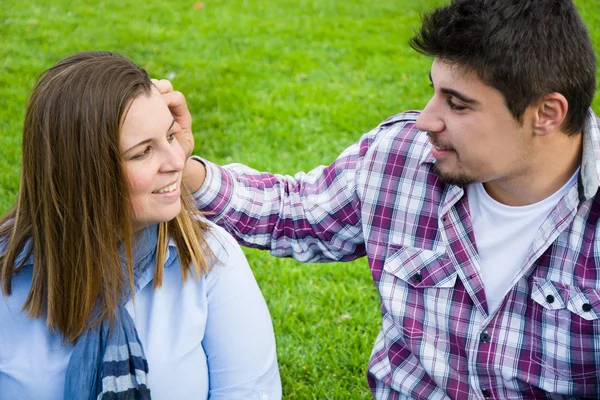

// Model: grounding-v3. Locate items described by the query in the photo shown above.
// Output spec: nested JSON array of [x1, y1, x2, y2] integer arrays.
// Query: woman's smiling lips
[[152, 181, 180, 199]]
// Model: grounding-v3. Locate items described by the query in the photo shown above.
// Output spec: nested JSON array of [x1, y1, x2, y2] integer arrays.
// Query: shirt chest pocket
[[528, 277, 600, 386], [381, 245, 458, 344], [382, 244, 457, 289]]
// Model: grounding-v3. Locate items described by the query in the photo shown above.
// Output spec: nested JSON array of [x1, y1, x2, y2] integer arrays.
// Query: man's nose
[[416, 97, 445, 133]]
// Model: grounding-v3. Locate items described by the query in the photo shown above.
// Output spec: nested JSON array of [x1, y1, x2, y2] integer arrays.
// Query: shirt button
[[546, 294, 555, 304], [480, 331, 490, 343], [582, 303, 592, 312], [260, 393, 269, 400], [481, 388, 491, 398], [413, 272, 423, 283]]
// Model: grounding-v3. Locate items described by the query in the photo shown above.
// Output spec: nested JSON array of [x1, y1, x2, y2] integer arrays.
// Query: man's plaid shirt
[[193, 110, 600, 399]]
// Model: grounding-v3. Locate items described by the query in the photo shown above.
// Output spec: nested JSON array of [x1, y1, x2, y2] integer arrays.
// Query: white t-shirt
[[0, 223, 281, 400], [467, 170, 579, 312]]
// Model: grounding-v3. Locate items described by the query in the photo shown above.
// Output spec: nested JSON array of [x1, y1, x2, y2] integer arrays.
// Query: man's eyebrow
[[123, 119, 176, 154], [428, 70, 479, 105], [440, 88, 479, 105]]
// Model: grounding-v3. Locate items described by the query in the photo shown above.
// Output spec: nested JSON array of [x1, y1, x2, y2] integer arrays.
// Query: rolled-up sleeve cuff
[[190, 156, 232, 220]]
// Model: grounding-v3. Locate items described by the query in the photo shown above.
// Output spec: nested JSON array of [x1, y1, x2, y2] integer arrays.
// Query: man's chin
[[433, 164, 476, 187]]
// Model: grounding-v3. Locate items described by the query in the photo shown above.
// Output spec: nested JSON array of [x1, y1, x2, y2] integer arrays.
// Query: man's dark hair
[[410, 0, 596, 135]]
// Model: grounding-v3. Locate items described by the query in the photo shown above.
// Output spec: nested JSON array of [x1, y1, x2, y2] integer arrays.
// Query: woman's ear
[[531, 93, 568, 136]]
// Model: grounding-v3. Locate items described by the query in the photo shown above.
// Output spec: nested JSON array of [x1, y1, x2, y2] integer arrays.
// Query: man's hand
[[152, 79, 207, 193], [152, 79, 195, 158]]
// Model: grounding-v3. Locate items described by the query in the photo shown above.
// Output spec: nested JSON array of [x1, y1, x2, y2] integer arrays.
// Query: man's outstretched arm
[[155, 79, 369, 263]]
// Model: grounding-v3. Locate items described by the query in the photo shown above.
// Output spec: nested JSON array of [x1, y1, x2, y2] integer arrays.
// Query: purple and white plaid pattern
[[193, 109, 600, 399]]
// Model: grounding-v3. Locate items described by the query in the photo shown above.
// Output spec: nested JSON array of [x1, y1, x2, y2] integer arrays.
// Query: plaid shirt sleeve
[[191, 119, 388, 263], [192, 110, 600, 399]]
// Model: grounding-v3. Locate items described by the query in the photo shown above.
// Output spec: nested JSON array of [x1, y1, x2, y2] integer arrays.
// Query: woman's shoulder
[[198, 221, 257, 289], [0, 235, 34, 304], [163, 220, 249, 284], [0, 251, 48, 373], [202, 220, 247, 265], [0, 256, 34, 317]]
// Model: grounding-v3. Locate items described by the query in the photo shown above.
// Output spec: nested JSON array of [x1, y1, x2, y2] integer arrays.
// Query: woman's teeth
[[154, 183, 177, 194]]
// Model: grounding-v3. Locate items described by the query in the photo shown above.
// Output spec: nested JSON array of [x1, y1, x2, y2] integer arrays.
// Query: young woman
[[0, 51, 281, 399]]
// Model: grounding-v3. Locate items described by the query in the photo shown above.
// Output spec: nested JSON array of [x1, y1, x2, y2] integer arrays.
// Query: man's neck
[[483, 132, 582, 207]]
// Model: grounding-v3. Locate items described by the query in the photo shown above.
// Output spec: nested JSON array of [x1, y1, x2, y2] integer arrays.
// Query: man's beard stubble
[[432, 163, 477, 187], [427, 132, 478, 187]]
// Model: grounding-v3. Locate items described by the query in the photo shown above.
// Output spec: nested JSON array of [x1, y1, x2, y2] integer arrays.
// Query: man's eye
[[446, 98, 467, 111]]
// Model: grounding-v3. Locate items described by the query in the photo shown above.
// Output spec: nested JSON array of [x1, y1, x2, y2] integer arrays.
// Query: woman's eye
[[167, 133, 176, 143], [132, 146, 151, 160]]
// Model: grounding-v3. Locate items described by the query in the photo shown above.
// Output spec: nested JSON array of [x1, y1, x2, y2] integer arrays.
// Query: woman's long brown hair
[[0, 52, 214, 344]]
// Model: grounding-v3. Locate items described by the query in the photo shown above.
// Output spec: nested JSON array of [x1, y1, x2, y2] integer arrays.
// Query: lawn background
[[1, 1, 599, 398]]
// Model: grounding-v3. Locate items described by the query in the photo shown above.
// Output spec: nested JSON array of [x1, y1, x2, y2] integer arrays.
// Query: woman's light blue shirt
[[0, 222, 281, 399]]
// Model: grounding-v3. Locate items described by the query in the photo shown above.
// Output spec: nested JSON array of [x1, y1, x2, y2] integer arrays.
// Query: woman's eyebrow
[[123, 119, 176, 155]]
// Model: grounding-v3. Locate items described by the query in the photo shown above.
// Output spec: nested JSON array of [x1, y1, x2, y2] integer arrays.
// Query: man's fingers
[[161, 91, 190, 119], [151, 80, 192, 133], [151, 78, 174, 94]]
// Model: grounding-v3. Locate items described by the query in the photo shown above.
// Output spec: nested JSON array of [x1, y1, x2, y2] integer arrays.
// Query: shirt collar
[[419, 130, 436, 166], [578, 109, 600, 201]]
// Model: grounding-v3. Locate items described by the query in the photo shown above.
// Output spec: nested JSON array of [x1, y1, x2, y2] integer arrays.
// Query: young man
[[165, 0, 599, 398]]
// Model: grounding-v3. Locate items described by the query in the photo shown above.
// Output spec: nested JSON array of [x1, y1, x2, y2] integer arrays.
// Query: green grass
[[1, 1, 599, 398]]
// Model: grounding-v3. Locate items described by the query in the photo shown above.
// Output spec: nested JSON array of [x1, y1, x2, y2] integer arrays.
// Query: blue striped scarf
[[64, 224, 169, 400]]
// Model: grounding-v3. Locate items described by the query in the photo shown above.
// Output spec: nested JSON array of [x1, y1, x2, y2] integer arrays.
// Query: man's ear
[[531, 93, 568, 136]]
